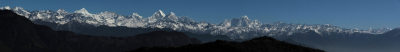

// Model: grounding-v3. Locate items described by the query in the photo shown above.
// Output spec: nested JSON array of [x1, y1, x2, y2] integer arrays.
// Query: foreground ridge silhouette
[[131, 36, 324, 52]]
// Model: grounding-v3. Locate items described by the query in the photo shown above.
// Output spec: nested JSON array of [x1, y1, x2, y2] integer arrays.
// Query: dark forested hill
[[131, 36, 324, 52]]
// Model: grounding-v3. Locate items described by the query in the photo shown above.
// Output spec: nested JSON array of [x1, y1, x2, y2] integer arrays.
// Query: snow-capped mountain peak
[[11, 6, 31, 18], [99, 11, 118, 17], [221, 19, 232, 27], [57, 9, 68, 13], [154, 10, 166, 17], [241, 15, 250, 20], [131, 12, 142, 18], [13, 7, 25, 11], [74, 8, 92, 15], [166, 12, 179, 21], [225, 15, 256, 27], [169, 12, 176, 15], [148, 10, 167, 23], [0, 6, 11, 10], [55, 9, 68, 19], [167, 12, 177, 17]]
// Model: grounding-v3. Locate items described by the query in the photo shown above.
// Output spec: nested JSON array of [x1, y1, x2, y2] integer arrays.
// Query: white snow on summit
[[0, 6, 11, 10], [75, 8, 92, 15]]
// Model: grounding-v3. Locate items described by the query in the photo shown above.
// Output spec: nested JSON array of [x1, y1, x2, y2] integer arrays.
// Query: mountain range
[[3, 6, 400, 52], [0, 10, 323, 52], [0, 6, 392, 40]]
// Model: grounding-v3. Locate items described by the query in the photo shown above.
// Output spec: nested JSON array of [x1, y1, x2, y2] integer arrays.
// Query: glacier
[[0, 6, 392, 39]]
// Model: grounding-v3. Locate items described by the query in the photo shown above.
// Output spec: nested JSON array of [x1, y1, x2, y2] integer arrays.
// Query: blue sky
[[1, 0, 400, 29]]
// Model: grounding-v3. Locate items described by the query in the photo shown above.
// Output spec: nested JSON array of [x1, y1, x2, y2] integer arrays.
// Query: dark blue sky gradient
[[1, 0, 400, 29]]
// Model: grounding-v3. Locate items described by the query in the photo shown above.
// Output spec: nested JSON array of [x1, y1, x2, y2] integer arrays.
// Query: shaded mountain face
[[381, 28, 400, 37], [33, 20, 174, 36], [33, 20, 231, 42], [131, 36, 324, 52], [277, 29, 400, 52], [0, 10, 200, 52]]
